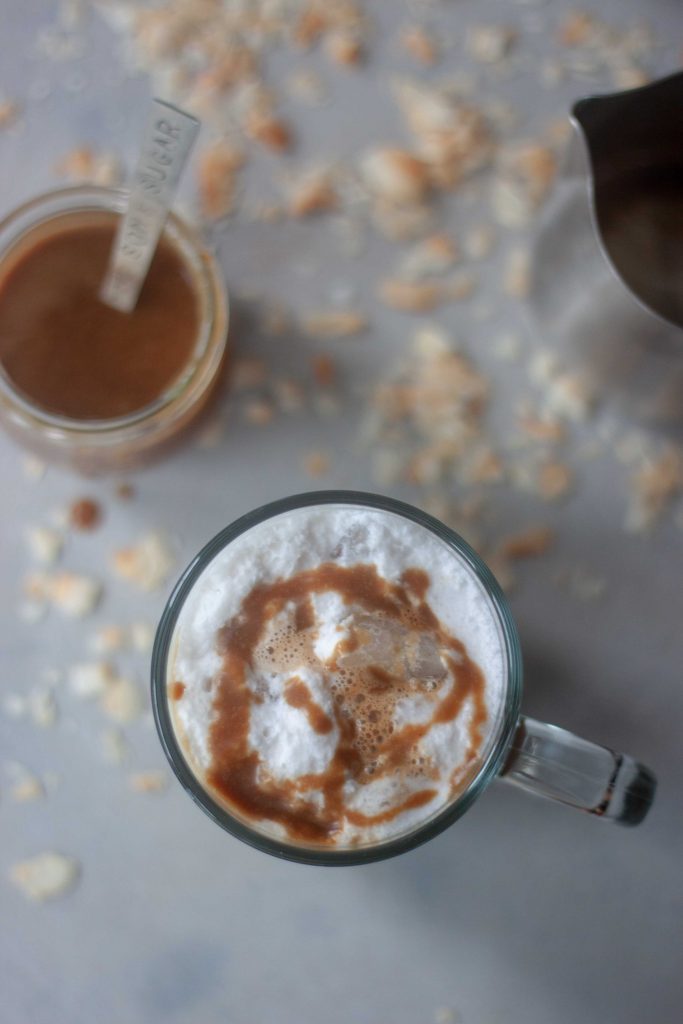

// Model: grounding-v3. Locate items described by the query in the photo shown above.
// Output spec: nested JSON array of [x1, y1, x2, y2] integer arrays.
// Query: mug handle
[[498, 717, 656, 825]]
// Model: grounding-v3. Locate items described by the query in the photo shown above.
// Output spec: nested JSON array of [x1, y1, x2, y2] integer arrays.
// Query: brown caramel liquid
[[0, 215, 200, 420], [173, 562, 488, 847]]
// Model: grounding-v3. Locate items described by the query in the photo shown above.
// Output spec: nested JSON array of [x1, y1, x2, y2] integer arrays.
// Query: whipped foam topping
[[168, 504, 506, 848]]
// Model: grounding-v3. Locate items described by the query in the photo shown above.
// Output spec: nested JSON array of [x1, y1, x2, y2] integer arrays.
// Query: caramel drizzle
[[206, 563, 488, 845]]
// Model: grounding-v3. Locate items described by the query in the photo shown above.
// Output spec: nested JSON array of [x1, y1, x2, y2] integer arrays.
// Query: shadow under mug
[[151, 491, 657, 866]]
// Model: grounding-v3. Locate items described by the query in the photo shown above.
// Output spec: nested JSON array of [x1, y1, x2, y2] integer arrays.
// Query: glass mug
[[151, 492, 656, 865]]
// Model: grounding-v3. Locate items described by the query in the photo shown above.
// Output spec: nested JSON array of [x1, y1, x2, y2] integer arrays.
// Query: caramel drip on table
[[206, 563, 488, 845]]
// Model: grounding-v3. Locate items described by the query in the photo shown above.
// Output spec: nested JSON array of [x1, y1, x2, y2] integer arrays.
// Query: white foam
[[169, 504, 507, 846]]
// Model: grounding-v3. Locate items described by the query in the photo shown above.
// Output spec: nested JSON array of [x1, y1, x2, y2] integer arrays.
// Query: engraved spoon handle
[[99, 98, 200, 314]]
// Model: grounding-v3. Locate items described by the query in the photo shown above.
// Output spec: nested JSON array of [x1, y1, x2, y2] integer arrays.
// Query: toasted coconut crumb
[[22, 456, 46, 481], [273, 377, 306, 413], [303, 451, 331, 478], [25, 526, 63, 565], [325, 30, 363, 66], [493, 144, 557, 228], [493, 332, 521, 362], [69, 498, 102, 531], [112, 532, 174, 592], [101, 676, 143, 723], [53, 572, 101, 616], [90, 625, 126, 654], [115, 483, 135, 501], [378, 278, 444, 312], [287, 168, 337, 216], [500, 526, 555, 559], [445, 271, 478, 302], [197, 141, 244, 219], [467, 25, 516, 63], [558, 12, 595, 46], [372, 199, 434, 241], [28, 688, 58, 728], [465, 224, 496, 260], [0, 99, 19, 128], [503, 248, 531, 298], [245, 110, 292, 152], [285, 70, 327, 105], [626, 446, 683, 532], [400, 26, 438, 65], [131, 621, 154, 653], [301, 309, 368, 337], [398, 235, 458, 280], [26, 571, 102, 617], [538, 461, 574, 501], [518, 414, 566, 443], [55, 146, 122, 186], [311, 355, 337, 388], [101, 727, 128, 765], [556, 566, 607, 603], [244, 398, 275, 425], [232, 357, 268, 391], [129, 771, 167, 793], [6, 763, 46, 803], [68, 661, 115, 699], [9, 853, 80, 902], [361, 148, 430, 205]]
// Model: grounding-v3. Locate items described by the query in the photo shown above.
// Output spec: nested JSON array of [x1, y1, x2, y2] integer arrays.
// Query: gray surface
[[1, 2, 682, 1023]]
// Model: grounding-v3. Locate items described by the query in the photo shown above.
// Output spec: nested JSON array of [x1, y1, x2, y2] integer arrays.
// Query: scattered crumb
[[493, 143, 557, 228], [285, 70, 327, 105], [68, 661, 115, 699], [377, 278, 444, 312], [197, 141, 244, 219], [129, 771, 167, 794], [101, 727, 128, 765], [23, 571, 102, 617], [115, 483, 135, 501], [0, 99, 20, 128], [301, 309, 368, 338], [465, 224, 496, 260], [400, 26, 438, 65], [467, 25, 516, 63], [555, 566, 607, 603], [325, 30, 363, 66], [537, 460, 574, 501], [69, 498, 102, 531], [22, 456, 46, 481], [232, 357, 267, 393], [503, 248, 531, 298], [311, 355, 337, 389], [101, 676, 143, 723], [397, 235, 459, 281], [89, 625, 127, 654], [6, 763, 46, 803], [245, 110, 292, 152], [500, 526, 555, 559], [112, 532, 174, 592], [287, 167, 337, 217], [244, 398, 276, 425], [9, 853, 80, 902], [55, 146, 122, 186], [361, 148, 430, 205], [131, 621, 154, 653], [626, 446, 683, 533], [24, 526, 63, 565], [518, 414, 565, 443], [29, 688, 58, 728], [303, 451, 331, 477]]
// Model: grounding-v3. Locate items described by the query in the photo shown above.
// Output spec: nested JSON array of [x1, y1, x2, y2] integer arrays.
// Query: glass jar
[[0, 185, 228, 473]]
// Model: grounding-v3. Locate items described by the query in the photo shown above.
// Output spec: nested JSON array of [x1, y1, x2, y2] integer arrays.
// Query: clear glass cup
[[0, 185, 228, 473], [151, 491, 657, 866]]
